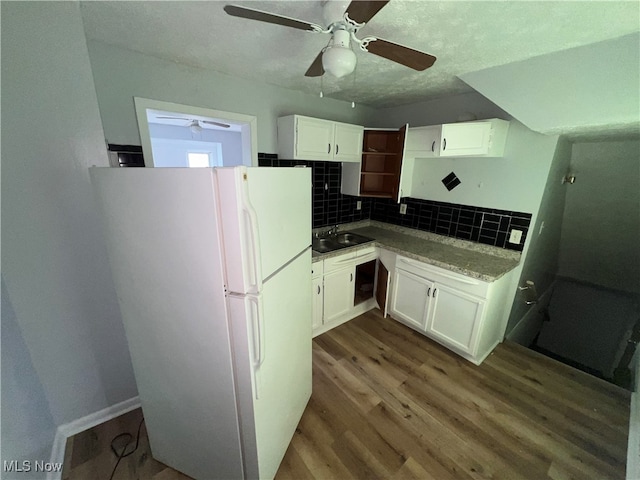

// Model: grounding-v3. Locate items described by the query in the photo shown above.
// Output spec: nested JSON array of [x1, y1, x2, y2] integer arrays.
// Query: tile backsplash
[[258, 153, 532, 251], [371, 197, 531, 251]]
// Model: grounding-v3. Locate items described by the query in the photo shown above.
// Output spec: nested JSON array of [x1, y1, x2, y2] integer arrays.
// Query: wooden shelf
[[357, 127, 406, 199], [359, 191, 395, 198]]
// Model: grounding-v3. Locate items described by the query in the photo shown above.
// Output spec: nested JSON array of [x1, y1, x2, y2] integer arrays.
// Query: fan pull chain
[[351, 66, 356, 108], [320, 74, 324, 98]]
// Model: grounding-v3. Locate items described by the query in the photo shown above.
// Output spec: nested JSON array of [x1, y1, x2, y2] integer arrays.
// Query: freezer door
[[227, 249, 312, 480], [216, 167, 311, 294]]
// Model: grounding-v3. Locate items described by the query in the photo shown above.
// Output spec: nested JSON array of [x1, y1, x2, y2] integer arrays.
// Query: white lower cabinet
[[389, 255, 511, 365], [390, 268, 433, 330], [312, 247, 380, 337], [427, 284, 485, 354], [323, 265, 356, 323]]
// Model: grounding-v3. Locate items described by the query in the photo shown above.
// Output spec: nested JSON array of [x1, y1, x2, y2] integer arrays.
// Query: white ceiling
[[80, 1, 639, 109]]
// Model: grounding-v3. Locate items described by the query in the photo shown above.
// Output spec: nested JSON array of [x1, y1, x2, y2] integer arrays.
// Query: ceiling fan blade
[[224, 5, 322, 32], [345, 0, 389, 24], [201, 120, 231, 128], [365, 37, 436, 71], [305, 50, 325, 77]]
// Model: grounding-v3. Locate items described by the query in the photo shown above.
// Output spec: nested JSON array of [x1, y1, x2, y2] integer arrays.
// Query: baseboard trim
[[47, 396, 140, 480]]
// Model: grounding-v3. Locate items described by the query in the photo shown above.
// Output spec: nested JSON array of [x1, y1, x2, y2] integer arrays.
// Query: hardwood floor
[[63, 309, 631, 480]]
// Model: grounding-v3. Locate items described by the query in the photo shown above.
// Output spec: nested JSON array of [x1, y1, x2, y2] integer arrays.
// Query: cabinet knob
[[328, 143, 331, 154], [350, 273, 353, 282], [443, 139, 447, 151], [433, 288, 437, 298], [317, 285, 321, 294], [336, 144, 339, 155], [431, 140, 435, 152], [427, 287, 431, 297]]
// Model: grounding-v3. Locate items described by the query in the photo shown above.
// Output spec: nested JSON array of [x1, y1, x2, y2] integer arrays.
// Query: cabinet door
[[334, 123, 364, 162], [375, 260, 389, 317], [296, 117, 334, 160], [312, 276, 323, 330], [394, 124, 409, 202], [405, 125, 441, 158], [427, 284, 485, 354], [440, 122, 492, 157], [390, 268, 433, 331], [323, 265, 355, 323]]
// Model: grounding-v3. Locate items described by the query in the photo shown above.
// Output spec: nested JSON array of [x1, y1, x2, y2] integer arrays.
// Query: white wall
[[86, 41, 378, 153], [2, 1, 138, 447], [370, 91, 510, 129], [459, 32, 640, 137], [149, 123, 242, 166], [558, 140, 640, 294], [505, 138, 573, 335], [1, 278, 56, 478]]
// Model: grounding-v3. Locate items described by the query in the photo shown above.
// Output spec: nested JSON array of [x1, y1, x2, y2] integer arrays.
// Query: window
[[187, 152, 211, 168]]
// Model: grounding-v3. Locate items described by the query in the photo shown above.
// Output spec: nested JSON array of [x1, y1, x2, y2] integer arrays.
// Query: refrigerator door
[[90, 167, 244, 480], [227, 249, 312, 480], [216, 167, 311, 295]]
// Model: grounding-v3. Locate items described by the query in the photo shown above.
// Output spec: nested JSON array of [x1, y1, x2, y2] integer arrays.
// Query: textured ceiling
[[80, 1, 640, 109]]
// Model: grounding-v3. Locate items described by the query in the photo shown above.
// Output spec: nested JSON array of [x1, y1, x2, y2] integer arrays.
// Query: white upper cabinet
[[405, 125, 442, 158], [277, 115, 363, 162], [333, 122, 364, 162], [440, 119, 510, 157]]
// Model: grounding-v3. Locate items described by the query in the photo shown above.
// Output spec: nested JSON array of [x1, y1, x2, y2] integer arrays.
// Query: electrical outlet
[[399, 204, 407, 215], [356, 200, 362, 210], [509, 229, 523, 244]]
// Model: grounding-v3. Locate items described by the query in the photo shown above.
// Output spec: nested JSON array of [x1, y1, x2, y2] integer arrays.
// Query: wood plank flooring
[[62, 309, 631, 480]]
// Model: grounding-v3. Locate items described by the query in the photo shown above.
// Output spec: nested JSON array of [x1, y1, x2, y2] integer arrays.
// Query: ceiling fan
[[156, 116, 231, 133], [223, 0, 436, 78]]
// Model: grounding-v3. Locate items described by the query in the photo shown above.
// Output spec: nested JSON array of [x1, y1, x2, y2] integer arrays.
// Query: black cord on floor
[[108, 417, 145, 480]]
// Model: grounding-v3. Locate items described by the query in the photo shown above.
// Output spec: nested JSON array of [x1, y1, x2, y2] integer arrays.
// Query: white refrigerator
[[90, 166, 312, 480]]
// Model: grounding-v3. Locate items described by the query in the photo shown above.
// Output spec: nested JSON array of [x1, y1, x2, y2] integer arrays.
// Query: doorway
[[134, 98, 257, 168]]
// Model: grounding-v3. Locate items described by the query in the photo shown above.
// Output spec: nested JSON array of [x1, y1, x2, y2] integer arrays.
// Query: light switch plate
[[399, 204, 407, 215], [509, 229, 523, 244], [356, 200, 362, 210]]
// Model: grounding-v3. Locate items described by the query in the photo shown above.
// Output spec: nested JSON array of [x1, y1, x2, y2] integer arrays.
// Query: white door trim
[[134, 97, 258, 167]]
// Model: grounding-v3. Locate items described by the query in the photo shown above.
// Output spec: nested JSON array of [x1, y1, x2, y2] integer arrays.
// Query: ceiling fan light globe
[[322, 46, 356, 78]]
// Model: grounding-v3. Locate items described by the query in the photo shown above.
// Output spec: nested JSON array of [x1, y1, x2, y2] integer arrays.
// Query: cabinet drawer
[[355, 246, 377, 262], [324, 251, 356, 272], [312, 260, 323, 278], [395, 256, 489, 298]]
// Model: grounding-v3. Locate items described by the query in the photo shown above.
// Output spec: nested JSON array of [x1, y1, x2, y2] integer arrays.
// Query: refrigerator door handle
[[247, 294, 266, 399], [241, 186, 264, 294]]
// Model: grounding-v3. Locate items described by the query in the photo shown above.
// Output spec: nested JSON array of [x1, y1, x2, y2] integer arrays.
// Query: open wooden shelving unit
[[359, 127, 406, 199]]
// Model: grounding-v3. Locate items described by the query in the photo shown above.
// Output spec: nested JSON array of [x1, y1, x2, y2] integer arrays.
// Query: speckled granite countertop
[[312, 221, 521, 282]]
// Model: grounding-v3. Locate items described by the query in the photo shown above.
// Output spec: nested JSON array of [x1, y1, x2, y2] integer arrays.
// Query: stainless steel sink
[[312, 231, 374, 253], [312, 237, 345, 253], [334, 232, 373, 246]]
